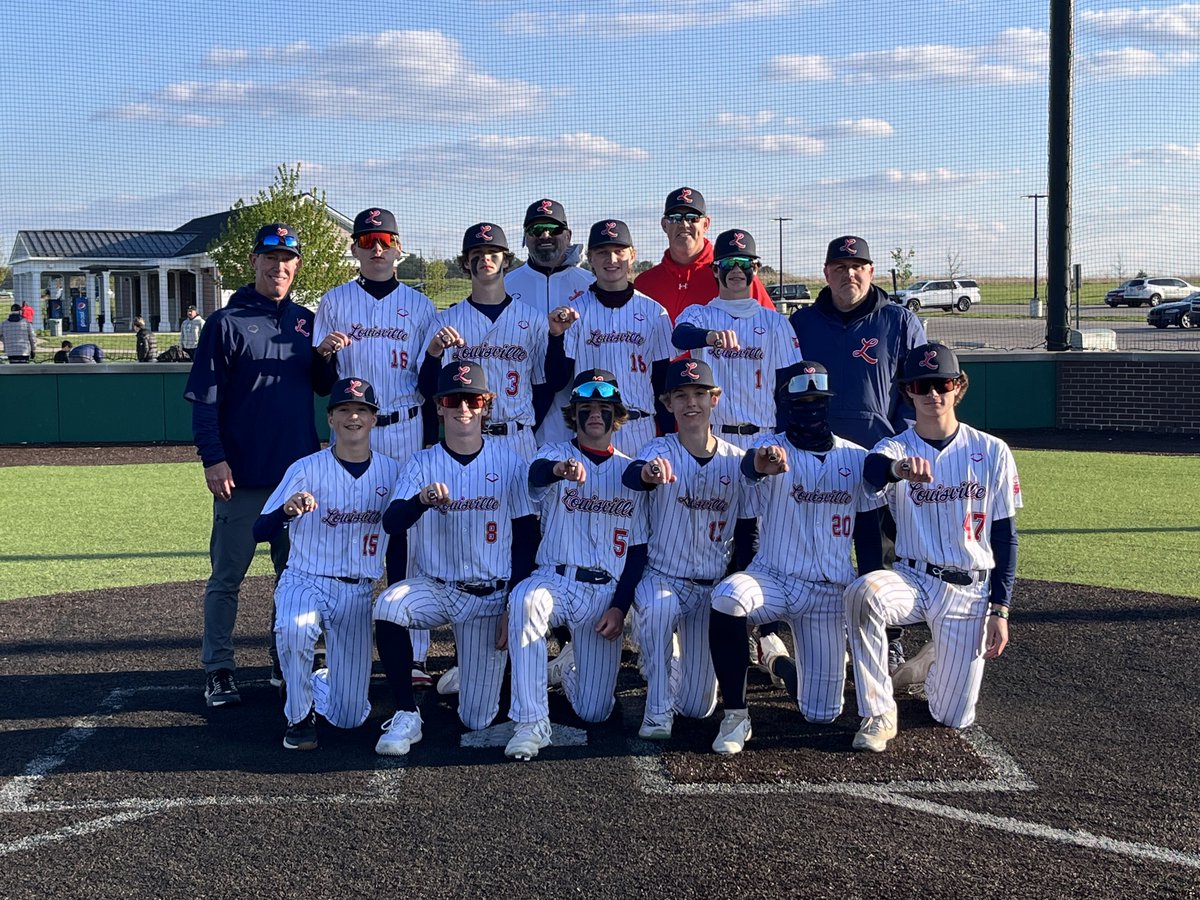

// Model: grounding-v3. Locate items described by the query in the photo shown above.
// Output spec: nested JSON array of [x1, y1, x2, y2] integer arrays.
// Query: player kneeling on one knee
[[846, 343, 1019, 753], [253, 378, 403, 751], [504, 369, 650, 760], [708, 362, 885, 754], [622, 359, 756, 740], [373, 361, 538, 756]]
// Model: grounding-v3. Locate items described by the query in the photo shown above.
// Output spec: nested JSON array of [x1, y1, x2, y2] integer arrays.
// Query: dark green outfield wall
[[0, 354, 1056, 445]]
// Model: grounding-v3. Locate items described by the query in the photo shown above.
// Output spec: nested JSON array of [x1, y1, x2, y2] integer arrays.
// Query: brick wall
[[1057, 356, 1200, 433]]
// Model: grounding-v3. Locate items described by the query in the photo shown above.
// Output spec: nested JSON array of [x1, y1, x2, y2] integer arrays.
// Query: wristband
[[988, 607, 1009, 619]]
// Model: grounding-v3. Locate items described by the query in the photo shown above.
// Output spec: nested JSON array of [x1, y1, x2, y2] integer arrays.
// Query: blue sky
[[4, 1, 1198, 278]]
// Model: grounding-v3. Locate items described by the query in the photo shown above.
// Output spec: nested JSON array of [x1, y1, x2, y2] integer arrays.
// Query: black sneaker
[[204, 669, 241, 707], [283, 709, 318, 750], [270, 656, 285, 688]]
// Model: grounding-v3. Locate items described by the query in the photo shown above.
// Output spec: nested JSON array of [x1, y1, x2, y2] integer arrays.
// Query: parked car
[[767, 283, 811, 302], [1119, 277, 1196, 307], [1104, 281, 1132, 306], [892, 279, 980, 312], [1146, 293, 1200, 328]]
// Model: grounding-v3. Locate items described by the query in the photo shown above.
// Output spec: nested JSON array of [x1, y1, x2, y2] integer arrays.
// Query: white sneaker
[[712, 711, 752, 754], [755, 633, 790, 687], [436, 666, 461, 695], [853, 708, 898, 753], [505, 719, 552, 760], [375, 710, 423, 756], [638, 710, 674, 741], [891, 641, 936, 691], [547, 643, 574, 687]]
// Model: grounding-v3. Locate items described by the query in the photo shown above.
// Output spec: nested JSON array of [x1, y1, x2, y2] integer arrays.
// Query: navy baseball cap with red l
[[328, 377, 380, 412], [663, 358, 717, 391], [664, 187, 706, 215], [900, 343, 962, 382], [352, 208, 399, 237], [434, 360, 490, 398], [524, 198, 568, 227], [462, 223, 509, 254], [713, 229, 759, 261], [253, 223, 302, 257], [587, 219, 633, 249], [570, 368, 623, 404], [825, 235, 872, 265]]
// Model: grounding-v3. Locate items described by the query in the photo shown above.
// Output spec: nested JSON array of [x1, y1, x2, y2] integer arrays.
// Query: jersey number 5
[[613, 528, 628, 557]]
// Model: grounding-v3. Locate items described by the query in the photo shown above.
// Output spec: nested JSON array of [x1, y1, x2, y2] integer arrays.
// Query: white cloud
[[825, 118, 894, 139], [711, 111, 778, 130], [707, 134, 825, 155], [1120, 142, 1200, 166], [1082, 47, 1198, 79], [818, 167, 1003, 191], [705, 111, 891, 155], [92, 102, 223, 128], [501, 0, 816, 37], [1082, 4, 1200, 43]]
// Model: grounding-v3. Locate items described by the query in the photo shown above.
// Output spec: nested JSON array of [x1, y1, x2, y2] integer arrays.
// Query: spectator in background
[[54, 340, 72, 363], [135, 316, 157, 362], [180, 305, 205, 361], [20, 301, 35, 324], [1, 304, 37, 363], [67, 342, 106, 363]]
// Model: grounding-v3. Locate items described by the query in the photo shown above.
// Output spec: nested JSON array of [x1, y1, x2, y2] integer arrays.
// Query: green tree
[[207, 163, 355, 306], [424, 258, 447, 299], [890, 247, 916, 286]]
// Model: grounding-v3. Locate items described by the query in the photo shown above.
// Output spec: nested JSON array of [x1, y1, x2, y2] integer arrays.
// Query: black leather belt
[[720, 424, 764, 436], [435, 577, 507, 597], [685, 577, 716, 586], [320, 574, 370, 585], [376, 407, 420, 427], [904, 560, 985, 587], [485, 422, 527, 436], [554, 564, 612, 585], [626, 410, 652, 421]]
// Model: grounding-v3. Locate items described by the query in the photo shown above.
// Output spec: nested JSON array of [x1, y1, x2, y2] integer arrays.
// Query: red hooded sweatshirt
[[635, 239, 774, 322]]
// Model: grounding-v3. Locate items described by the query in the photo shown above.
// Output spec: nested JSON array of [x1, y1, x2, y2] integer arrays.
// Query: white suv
[[1120, 277, 1196, 307], [892, 279, 980, 312]]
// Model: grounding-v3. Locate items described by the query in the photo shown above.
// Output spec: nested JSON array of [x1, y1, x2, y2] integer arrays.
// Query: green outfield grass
[[1, 449, 1196, 603]]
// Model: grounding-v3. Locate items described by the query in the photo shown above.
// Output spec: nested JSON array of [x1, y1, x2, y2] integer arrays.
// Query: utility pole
[[772, 217, 792, 288], [1023, 194, 1047, 306]]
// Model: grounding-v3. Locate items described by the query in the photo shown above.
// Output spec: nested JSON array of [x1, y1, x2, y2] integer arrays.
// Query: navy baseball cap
[[664, 358, 717, 391], [352, 208, 399, 237], [900, 343, 962, 382], [664, 187, 706, 215], [462, 223, 509, 254], [570, 368, 623, 404], [825, 235, 872, 265], [434, 361, 490, 398], [524, 198, 568, 227], [713, 229, 759, 261], [779, 361, 835, 398], [253, 223, 302, 257], [587, 219, 633, 249], [328, 377, 380, 412]]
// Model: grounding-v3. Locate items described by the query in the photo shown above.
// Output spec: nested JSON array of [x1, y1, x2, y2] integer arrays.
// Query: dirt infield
[[2, 576, 1197, 897]]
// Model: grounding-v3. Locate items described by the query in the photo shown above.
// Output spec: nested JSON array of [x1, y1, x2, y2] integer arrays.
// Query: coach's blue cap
[[664, 358, 717, 391], [434, 360, 490, 397], [462, 222, 509, 254], [252, 223, 302, 257], [900, 343, 962, 382], [328, 377, 380, 411], [825, 235, 871, 265]]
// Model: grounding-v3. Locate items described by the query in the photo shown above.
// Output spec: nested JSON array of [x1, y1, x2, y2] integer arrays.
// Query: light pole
[[772, 216, 792, 288], [1024, 193, 1046, 305]]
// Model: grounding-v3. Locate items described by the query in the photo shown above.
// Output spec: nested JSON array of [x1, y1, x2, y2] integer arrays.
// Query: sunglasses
[[527, 223, 566, 237], [787, 372, 829, 393], [715, 257, 757, 272], [437, 393, 488, 409], [355, 232, 398, 250], [907, 378, 959, 395], [572, 381, 618, 400], [258, 234, 299, 250], [664, 212, 704, 224]]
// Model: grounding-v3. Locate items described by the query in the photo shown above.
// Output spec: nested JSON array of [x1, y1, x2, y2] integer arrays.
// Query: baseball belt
[[318, 574, 371, 585], [434, 577, 507, 597], [484, 422, 527, 436], [376, 407, 420, 428], [720, 424, 764, 436], [625, 410, 653, 421], [554, 564, 612, 585], [904, 560, 986, 587]]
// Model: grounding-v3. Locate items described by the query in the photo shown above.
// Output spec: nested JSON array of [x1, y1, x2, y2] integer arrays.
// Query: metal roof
[[17, 230, 199, 260]]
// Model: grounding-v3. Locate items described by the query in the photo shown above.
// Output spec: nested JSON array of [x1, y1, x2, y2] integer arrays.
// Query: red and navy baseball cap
[[462, 223, 510, 254], [434, 360, 490, 398], [524, 198, 568, 228], [587, 219, 633, 250], [664, 358, 717, 391], [328, 377, 380, 412], [352, 208, 399, 237], [713, 229, 759, 261], [664, 187, 706, 215], [570, 368, 623, 404], [253, 223, 302, 258], [779, 361, 835, 398], [899, 343, 962, 383], [825, 235, 872, 265]]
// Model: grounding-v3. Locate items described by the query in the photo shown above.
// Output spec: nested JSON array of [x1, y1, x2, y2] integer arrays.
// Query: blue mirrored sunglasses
[[572, 381, 618, 400], [715, 256, 756, 272], [787, 372, 829, 393], [259, 234, 300, 249]]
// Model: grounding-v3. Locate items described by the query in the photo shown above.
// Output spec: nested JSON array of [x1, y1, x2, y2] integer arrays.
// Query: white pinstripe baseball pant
[[374, 576, 507, 730], [507, 568, 623, 725], [274, 569, 373, 729], [634, 570, 719, 721], [712, 571, 847, 724], [844, 567, 990, 729]]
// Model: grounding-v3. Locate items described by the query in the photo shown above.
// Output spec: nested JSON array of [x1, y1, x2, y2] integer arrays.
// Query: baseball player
[[252, 377, 403, 750], [845, 343, 1019, 752], [672, 229, 803, 451], [372, 361, 538, 755], [418, 223, 553, 462], [708, 361, 885, 754], [546, 219, 673, 454], [504, 369, 650, 760], [622, 359, 753, 740]]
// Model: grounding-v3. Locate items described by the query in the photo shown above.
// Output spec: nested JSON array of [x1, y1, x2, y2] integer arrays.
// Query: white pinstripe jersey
[[871, 424, 1022, 571], [504, 263, 594, 320], [262, 449, 403, 580], [313, 280, 436, 415], [634, 434, 747, 581], [674, 304, 803, 429], [394, 441, 533, 582], [744, 434, 883, 584], [429, 298, 548, 427], [530, 442, 649, 579]]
